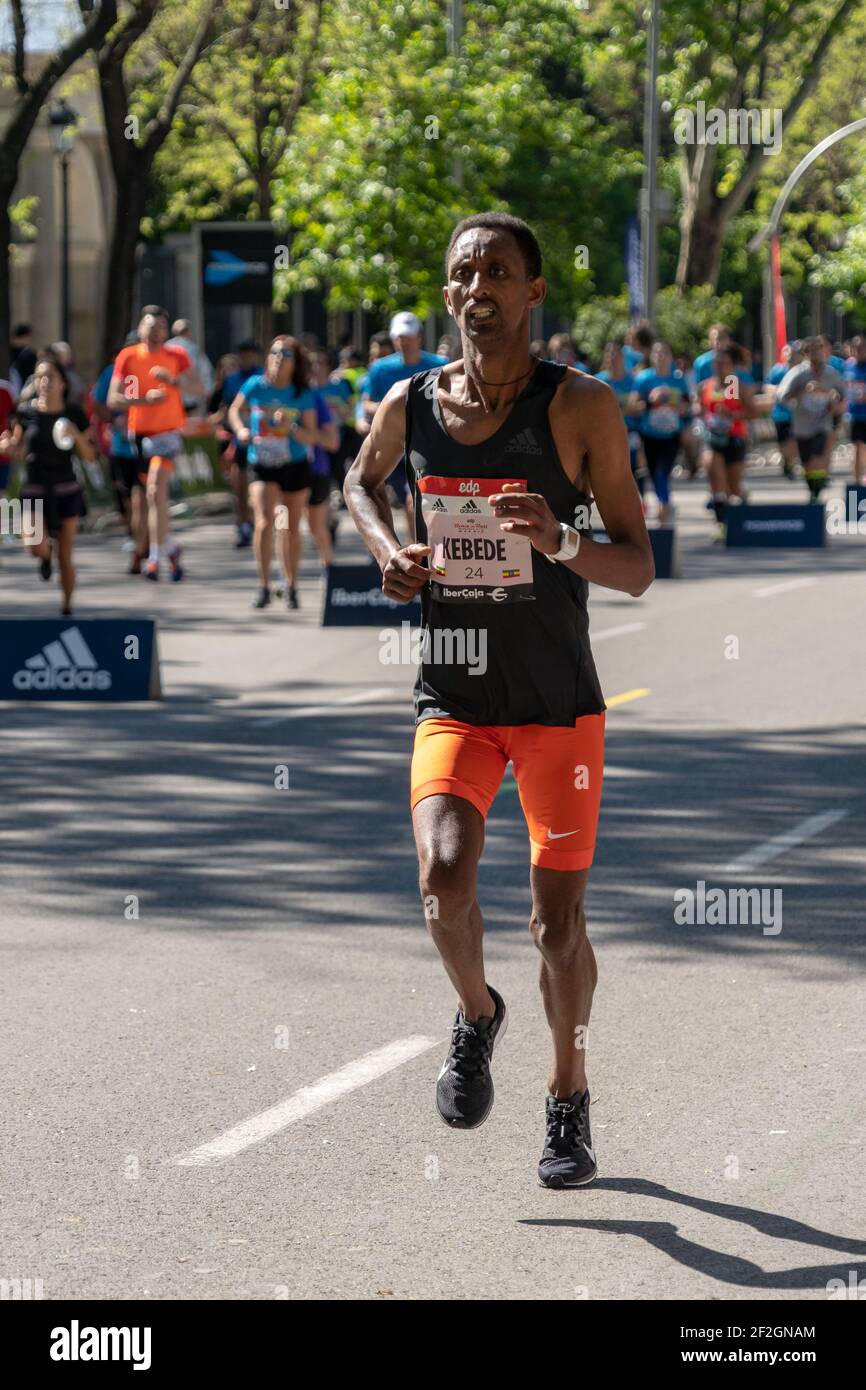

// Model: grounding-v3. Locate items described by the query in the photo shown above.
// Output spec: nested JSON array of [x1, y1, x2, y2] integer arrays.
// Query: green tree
[[0, 0, 117, 374]]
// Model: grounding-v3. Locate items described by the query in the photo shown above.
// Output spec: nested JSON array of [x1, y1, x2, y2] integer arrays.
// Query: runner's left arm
[[491, 380, 654, 597]]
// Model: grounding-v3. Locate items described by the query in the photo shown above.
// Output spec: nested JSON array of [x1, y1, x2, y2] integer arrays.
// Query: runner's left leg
[[529, 866, 596, 1098], [57, 515, 79, 614]]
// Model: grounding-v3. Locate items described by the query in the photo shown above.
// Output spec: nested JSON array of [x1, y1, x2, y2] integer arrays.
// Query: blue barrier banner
[[649, 525, 679, 578], [726, 503, 825, 548], [0, 619, 161, 700], [322, 564, 422, 626]]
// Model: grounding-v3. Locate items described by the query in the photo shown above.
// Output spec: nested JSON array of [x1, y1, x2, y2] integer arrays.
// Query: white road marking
[[723, 810, 847, 875], [334, 687, 396, 705], [253, 687, 401, 725], [753, 577, 816, 599], [171, 1036, 438, 1167], [591, 622, 646, 642]]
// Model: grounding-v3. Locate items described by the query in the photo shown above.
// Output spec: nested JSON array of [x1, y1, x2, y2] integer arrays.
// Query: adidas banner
[[322, 564, 422, 626], [0, 619, 162, 701]]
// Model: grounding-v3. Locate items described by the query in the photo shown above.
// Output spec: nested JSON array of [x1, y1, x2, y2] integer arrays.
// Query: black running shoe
[[39, 554, 52, 581], [538, 1089, 597, 1189], [251, 587, 271, 609], [436, 985, 507, 1129], [286, 585, 299, 610]]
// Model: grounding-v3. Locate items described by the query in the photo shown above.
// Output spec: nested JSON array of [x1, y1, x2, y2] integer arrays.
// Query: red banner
[[770, 235, 787, 357]]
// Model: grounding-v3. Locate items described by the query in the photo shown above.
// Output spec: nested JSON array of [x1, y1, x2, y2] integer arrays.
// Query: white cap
[[389, 311, 423, 338]]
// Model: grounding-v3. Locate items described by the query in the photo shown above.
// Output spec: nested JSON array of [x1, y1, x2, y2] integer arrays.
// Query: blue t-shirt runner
[[237, 375, 316, 467], [634, 368, 689, 437], [844, 356, 866, 421], [93, 363, 136, 459]]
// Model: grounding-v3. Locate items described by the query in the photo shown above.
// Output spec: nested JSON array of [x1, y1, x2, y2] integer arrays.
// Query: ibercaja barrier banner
[[725, 502, 826, 547], [171, 423, 229, 498], [0, 619, 162, 701], [322, 563, 423, 626]]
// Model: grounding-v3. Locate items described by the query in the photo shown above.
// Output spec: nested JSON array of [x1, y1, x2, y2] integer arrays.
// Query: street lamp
[[48, 99, 79, 343]]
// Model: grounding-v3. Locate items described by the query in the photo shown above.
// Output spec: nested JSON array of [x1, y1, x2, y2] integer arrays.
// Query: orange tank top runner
[[701, 377, 747, 439]]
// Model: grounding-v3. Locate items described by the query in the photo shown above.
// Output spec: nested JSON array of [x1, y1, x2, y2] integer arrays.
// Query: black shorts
[[251, 460, 312, 492], [21, 480, 87, 538], [233, 442, 249, 469], [642, 433, 681, 473], [796, 432, 826, 465], [774, 419, 791, 444], [308, 472, 331, 507], [850, 419, 866, 445], [110, 454, 146, 498], [709, 435, 747, 465]]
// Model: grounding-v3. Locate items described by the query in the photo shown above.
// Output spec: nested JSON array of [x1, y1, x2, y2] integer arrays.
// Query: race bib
[[253, 407, 299, 464], [708, 411, 733, 439], [419, 475, 534, 603], [648, 406, 679, 434]]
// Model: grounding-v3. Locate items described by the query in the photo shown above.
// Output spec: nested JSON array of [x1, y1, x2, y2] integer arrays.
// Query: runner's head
[[629, 320, 654, 363], [34, 353, 68, 407], [601, 340, 624, 375], [265, 334, 309, 390], [650, 340, 673, 375], [389, 312, 424, 364], [139, 306, 170, 349], [308, 350, 331, 386], [805, 336, 824, 368], [443, 212, 545, 353], [820, 333, 836, 362], [368, 331, 393, 365], [548, 332, 577, 367], [713, 347, 735, 381], [215, 353, 239, 385], [851, 334, 866, 363], [236, 338, 261, 374], [436, 333, 459, 361], [708, 323, 730, 352]]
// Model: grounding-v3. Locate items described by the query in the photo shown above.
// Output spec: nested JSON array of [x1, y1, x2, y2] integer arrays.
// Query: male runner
[[776, 336, 845, 502], [844, 334, 866, 484], [108, 306, 202, 581], [344, 212, 653, 1187], [765, 342, 802, 479], [221, 339, 262, 548]]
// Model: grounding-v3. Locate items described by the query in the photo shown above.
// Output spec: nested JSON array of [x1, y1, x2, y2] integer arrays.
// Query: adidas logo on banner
[[459, 498, 482, 513], [503, 428, 542, 456], [430, 497, 447, 512], [12, 626, 112, 691]]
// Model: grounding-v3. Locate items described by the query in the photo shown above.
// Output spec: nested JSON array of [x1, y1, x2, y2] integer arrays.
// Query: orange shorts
[[146, 455, 175, 474], [410, 714, 605, 871]]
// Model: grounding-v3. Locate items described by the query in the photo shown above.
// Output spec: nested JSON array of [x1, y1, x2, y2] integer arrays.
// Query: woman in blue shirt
[[634, 341, 691, 524], [596, 340, 645, 501], [228, 335, 318, 610], [844, 334, 866, 485]]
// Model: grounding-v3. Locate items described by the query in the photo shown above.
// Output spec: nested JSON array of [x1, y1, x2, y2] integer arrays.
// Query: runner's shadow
[[594, 1178, 866, 1254], [519, 1218, 866, 1290]]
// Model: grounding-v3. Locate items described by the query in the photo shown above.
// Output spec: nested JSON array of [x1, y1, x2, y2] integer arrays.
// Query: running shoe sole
[[537, 1160, 598, 1190]]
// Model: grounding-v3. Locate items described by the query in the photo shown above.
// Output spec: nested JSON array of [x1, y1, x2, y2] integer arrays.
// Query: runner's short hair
[[445, 213, 542, 280], [140, 305, 170, 325]]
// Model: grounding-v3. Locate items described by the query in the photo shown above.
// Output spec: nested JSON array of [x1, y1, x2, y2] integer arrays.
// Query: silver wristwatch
[[550, 522, 581, 562]]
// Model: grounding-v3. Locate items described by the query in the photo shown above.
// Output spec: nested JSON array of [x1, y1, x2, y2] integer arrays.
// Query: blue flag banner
[[626, 216, 644, 319], [0, 619, 162, 700]]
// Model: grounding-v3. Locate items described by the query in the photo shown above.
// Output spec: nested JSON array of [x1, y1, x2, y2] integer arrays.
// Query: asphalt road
[[1, 455, 864, 1301]]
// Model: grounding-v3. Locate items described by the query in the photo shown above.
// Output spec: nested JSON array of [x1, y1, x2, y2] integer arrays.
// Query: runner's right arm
[[227, 391, 251, 443], [343, 378, 430, 602]]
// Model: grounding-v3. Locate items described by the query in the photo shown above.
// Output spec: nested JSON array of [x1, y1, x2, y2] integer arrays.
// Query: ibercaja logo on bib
[[419, 476, 535, 603]]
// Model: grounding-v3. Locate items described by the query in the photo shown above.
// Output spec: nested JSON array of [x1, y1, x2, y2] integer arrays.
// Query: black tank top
[[406, 359, 605, 726]]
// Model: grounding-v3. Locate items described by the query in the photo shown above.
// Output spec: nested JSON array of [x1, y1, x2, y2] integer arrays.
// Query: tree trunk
[[102, 170, 148, 362], [675, 143, 726, 291], [0, 188, 13, 377]]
